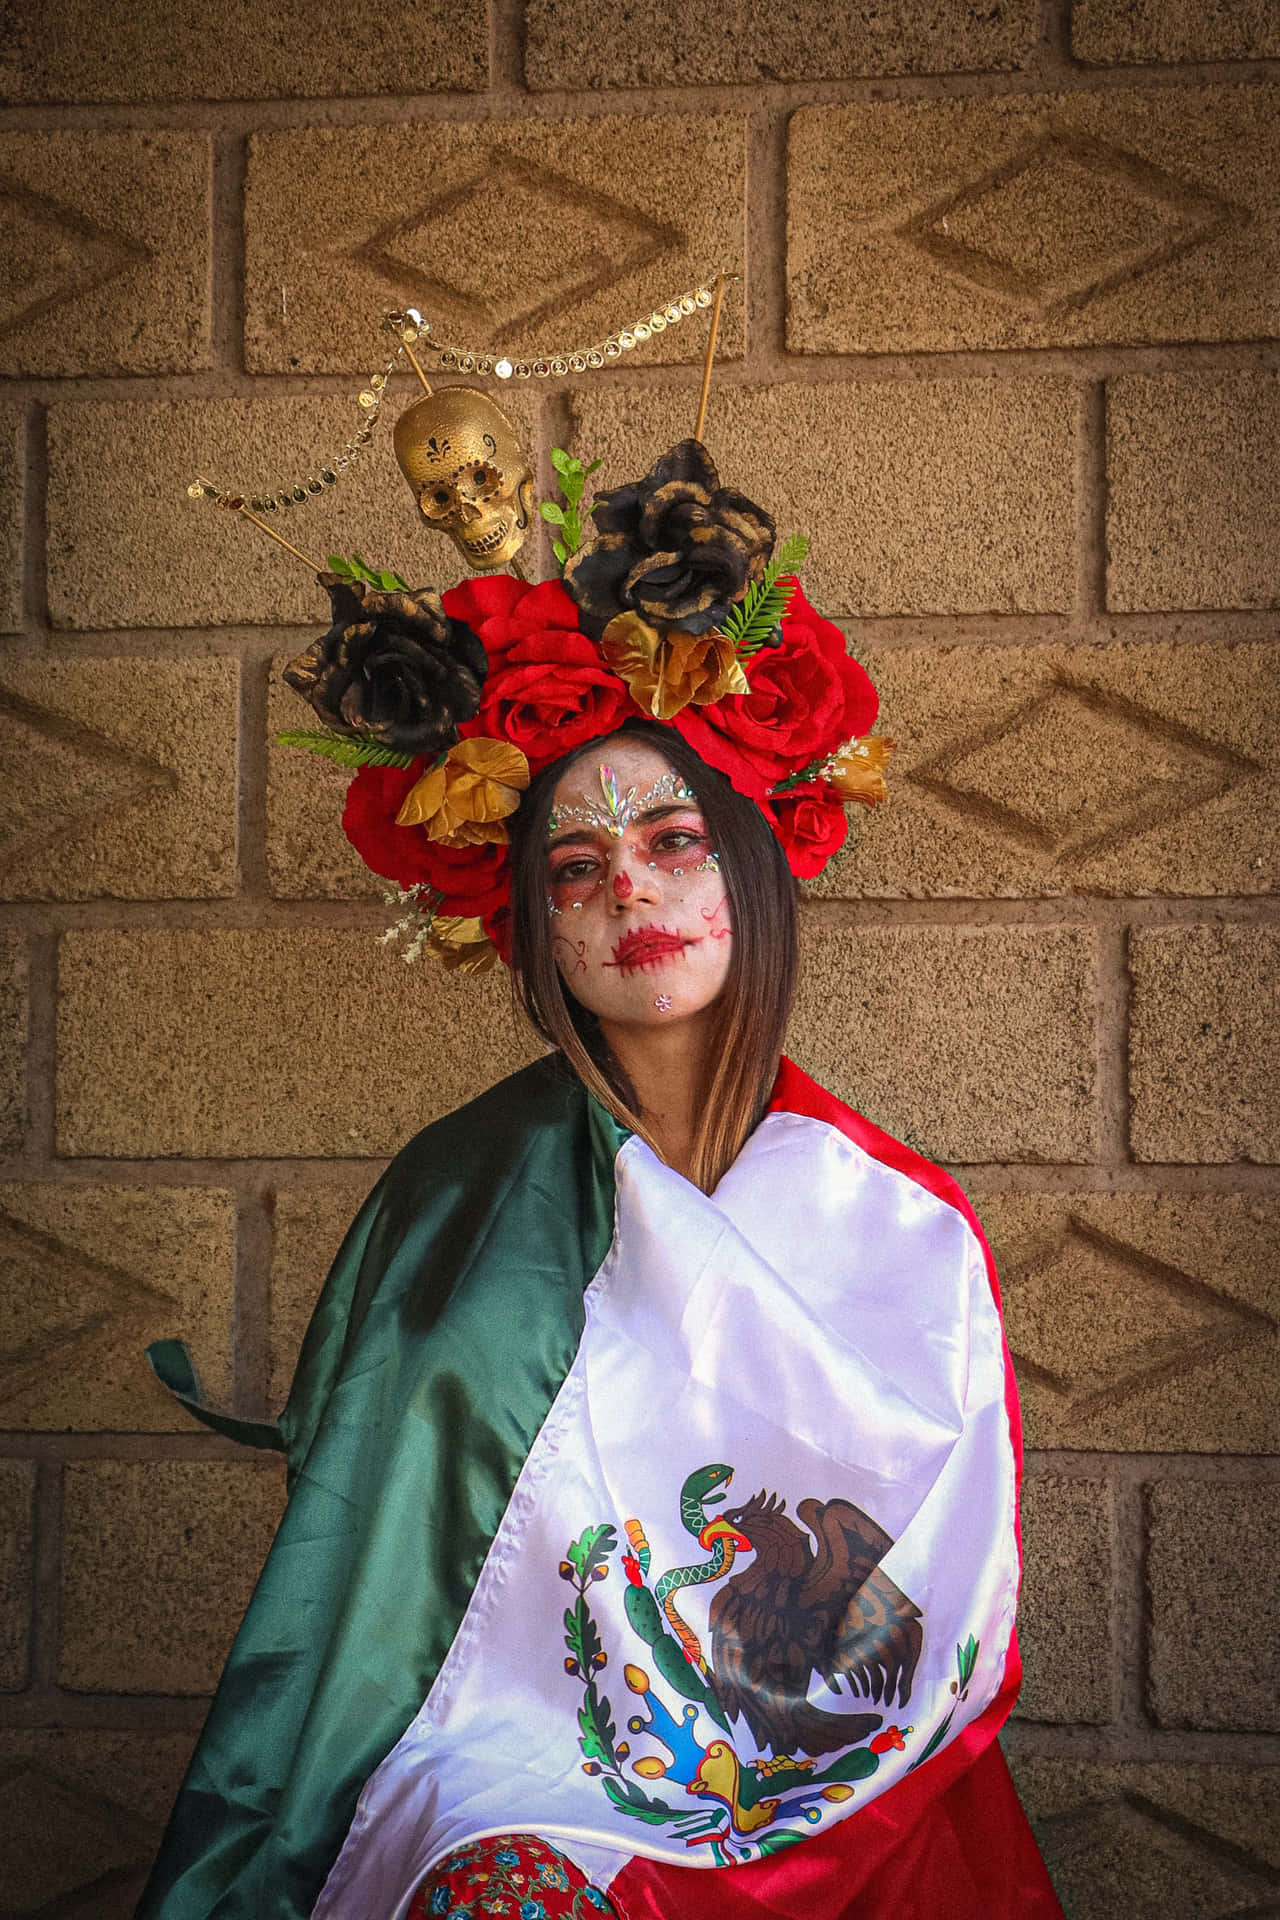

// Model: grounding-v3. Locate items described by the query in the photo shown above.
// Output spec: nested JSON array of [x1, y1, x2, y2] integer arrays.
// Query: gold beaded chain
[[188, 274, 729, 519]]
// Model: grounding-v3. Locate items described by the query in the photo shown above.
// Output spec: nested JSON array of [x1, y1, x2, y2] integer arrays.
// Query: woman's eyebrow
[[546, 802, 703, 850]]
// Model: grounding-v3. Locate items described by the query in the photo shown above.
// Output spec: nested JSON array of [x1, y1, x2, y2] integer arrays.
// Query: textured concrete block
[[0, 1728, 196, 1917], [572, 380, 1075, 618], [815, 637, 1280, 900], [60, 1460, 285, 1693], [1108, 372, 1280, 611], [0, 936, 26, 1155], [46, 392, 539, 630], [788, 926, 1097, 1163], [985, 1193, 1280, 1453], [1074, 0, 1280, 64], [0, 404, 22, 633], [270, 1180, 379, 1407], [0, 1186, 234, 1431], [0, 131, 210, 376], [526, 0, 1039, 87], [1147, 1481, 1280, 1731], [1130, 928, 1280, 1163], [788, 86, 1280, 355], [268, 656, 379, 899], [1010, 1757, 1280, 1918], [0, 1461, 34, 1690], [0, 658, 238, 900], [57, 931, 541, 1158], [1016, 1475, 1111, 1724], [246, 116, 745, 374], [0, 0, 484, 103]]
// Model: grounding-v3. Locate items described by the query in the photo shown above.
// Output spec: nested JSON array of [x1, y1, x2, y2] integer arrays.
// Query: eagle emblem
[[559, 1464, 979, 1863]]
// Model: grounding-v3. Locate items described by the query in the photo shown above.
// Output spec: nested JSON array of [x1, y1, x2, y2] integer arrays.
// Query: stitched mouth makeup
[[603, 924, 696, 976]]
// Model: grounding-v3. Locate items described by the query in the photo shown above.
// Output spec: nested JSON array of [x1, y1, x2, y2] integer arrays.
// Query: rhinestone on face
[[495, 358, 514, 378]]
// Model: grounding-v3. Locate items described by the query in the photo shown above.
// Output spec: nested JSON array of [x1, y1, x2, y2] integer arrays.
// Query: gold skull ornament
[[392, 387, 535, 573]]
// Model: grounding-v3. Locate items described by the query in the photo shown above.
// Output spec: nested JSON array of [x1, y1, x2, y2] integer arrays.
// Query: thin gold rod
[[197, 479, 324, 573], [693, 272, 727, 444], [402, 340, 433, 395]]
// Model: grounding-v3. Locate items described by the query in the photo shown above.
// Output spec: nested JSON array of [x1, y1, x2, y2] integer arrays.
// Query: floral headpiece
[[279, 436, 893, 972]]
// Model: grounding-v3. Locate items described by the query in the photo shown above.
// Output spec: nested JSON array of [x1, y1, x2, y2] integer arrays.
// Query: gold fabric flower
[[601, 611, 749, 722], [395, 737, 530, 845], [826, 735, 896, 808], [427, 915, 499, 973]]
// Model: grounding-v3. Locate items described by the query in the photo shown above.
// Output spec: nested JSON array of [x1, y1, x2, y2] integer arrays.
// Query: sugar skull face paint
[[546, 738, 732, 1030]]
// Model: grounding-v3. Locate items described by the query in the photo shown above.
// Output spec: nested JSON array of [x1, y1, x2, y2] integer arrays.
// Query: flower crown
[[281, 437, 893, 972]]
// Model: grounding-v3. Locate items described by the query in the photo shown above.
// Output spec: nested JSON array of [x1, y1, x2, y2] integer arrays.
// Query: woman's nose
[[608, 849, 661, 910]]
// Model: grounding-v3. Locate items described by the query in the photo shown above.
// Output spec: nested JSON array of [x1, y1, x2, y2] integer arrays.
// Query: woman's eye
[[654, 829, 700, 853], [553, 859, 597, 883]]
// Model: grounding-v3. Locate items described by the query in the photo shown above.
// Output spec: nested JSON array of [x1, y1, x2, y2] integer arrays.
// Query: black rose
[[284, 575, 488, 757], [562, 438, 775, 640]]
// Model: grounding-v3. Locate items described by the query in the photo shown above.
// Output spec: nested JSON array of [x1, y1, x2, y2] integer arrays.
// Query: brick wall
[[1, 2, 1278, 1912]]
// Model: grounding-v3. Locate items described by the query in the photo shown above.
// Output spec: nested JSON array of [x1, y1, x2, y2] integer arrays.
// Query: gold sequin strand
[[186, 274, 730, 513], [390, 279, 721, 380]]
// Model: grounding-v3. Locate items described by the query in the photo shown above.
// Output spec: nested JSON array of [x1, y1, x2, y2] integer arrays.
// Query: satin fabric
[[138, 1058, 622, 1920]]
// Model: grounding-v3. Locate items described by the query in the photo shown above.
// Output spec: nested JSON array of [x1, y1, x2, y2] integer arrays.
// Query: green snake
[[627, 1463, 752, 1676]]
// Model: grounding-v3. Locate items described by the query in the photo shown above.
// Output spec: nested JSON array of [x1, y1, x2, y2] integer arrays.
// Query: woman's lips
[[603, 925, 695, 975]]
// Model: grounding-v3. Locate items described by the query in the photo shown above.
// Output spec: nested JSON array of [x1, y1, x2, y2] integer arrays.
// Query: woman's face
[[545, 738, 733, 1031]]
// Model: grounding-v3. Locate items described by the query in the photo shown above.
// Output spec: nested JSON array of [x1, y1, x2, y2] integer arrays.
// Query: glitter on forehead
[[547, 767, 699, 839]]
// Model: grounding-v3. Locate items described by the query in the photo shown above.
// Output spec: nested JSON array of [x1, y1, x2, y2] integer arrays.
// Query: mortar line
[[19, 401, 48, 640], [236, 648, 271, 899], [1076, 380, 1108, 620], [28, 1454, 63, 1691], [7, 341, 1280, 408], [233, 1172, 275, 1420], [489, 0, 527, 98], [1095, 923, 1132, 1168], [3, 55, 1280, 136], [746, 105, 789, 380], [210, 132, 247, 373], [1111, 1468, 1149, 1732], [1039, 0, 1076, 75], [23, 930, 57, 1166]]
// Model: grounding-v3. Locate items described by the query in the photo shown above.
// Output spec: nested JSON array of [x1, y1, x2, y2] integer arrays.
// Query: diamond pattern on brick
[[1003, 1215, 1274, 1420], [0, 1209, 173, 1415], [909, 676, 1259, 870], [0, 178, 148, 340], [348, 150, 680, 336], [1035, 1790, 1280, 1918], [0, 683, 177, 869], [0, 1761, 154, 1909], [898, 130, 1241, 319]]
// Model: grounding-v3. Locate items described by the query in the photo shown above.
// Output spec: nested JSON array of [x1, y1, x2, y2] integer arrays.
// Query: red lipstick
[[603, 924, 693, 975]]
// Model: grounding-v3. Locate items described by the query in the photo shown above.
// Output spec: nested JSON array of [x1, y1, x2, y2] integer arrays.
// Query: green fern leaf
[[275, 729, 416, 769], [722, 534, 811, 655]]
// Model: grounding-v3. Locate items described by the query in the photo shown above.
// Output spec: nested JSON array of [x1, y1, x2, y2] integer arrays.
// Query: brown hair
[[507, 720, 798, 1192]]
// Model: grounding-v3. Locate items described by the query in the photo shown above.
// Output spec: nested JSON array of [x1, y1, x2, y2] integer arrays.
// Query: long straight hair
[[507, 721, 799, 1192]]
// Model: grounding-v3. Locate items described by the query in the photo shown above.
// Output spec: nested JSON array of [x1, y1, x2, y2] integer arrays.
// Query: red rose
[[416, 839, 511, 919], [443, 575, 584, 674], [676, 586, 878, 791], [769, 783, 849, 879], [342, 761, 511, 915], [463, 627, 637, 774], [342, 761, 439, 888], [482, 902, 513, 965]]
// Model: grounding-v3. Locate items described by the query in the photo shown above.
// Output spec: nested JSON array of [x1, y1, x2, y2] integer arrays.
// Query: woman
[[140, 443, 1062, 1919]]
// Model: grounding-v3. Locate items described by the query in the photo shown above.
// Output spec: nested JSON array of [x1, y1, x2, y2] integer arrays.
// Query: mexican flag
[[141, 1056, 1061, 1920]]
